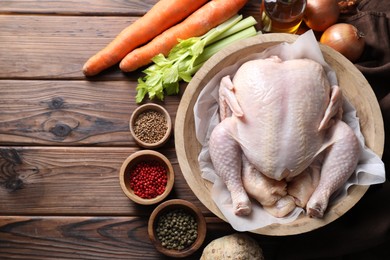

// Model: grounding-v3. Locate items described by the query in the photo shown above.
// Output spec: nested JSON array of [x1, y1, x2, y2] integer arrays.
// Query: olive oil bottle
[[260, 0, 307, 34]]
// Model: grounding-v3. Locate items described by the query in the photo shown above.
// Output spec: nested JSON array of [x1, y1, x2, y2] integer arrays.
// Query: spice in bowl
[[133, 109, 168, 144], [130, 103, 172, 149], [119, 150, 174, 205], [129, 159, 168, 199], [148, 199, 207, 258], [155, 208, 198, 250]]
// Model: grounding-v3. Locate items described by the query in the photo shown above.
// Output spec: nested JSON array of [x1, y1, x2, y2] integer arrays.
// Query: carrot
[[119, 0, 248, 72], [82, 0, 208, 76]]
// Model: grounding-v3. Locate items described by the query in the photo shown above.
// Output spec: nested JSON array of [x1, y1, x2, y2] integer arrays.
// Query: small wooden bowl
[[130, 103, 172, 149], [148, 199, 207, 258], [119, 150, 174, 205]]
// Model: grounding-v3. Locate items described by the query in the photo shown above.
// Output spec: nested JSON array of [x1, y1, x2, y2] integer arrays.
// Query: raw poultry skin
[[209, 56, 361, 218]]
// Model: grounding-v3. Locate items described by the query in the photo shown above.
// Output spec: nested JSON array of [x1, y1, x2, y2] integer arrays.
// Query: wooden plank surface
[[0, 0, 157, 15], [0, 215, 236, 260], [0, 1, 218, 258], [0, 15, 136, 79], [0, 4, 261, 80], [1, 0, 388, 259], [0, 146, 211, 216], [0, 0, 260, 16], [0, 80, 183, 145]]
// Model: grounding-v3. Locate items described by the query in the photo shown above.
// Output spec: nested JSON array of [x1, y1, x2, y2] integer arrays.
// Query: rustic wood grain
[[0, 0, 157, 15], [0, 15, 140, 79], [1, 0, 388, 259], [0, 3, 260, 258], [0, 0, 261, 17], [0, 2, 262, 80], [0, 80, 182, 145], [0, 146, 212, 216], [0, 215, 238, 260]]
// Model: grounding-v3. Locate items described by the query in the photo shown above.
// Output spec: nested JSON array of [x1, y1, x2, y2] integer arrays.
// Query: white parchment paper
[[193, 30, 386, 232]]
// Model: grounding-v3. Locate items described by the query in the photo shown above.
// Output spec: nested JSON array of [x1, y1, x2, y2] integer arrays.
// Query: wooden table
[[1, 1, 389, 259]]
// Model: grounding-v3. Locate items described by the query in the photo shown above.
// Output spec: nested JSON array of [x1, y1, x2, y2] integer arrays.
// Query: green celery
[[207, 16, 257, 45], [187, 26, 259, 75], [136, 15, 258, 103], [193, 26, 258, 69]]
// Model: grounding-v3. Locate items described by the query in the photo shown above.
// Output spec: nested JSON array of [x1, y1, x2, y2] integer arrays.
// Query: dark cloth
[[342, 0, 390, 176], [346, 0, 390, 84], [272, 181, 390, 260], [274, 2, 390, 259]]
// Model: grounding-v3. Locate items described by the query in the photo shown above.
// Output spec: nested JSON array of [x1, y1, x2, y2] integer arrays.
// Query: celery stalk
[[187, 26, 258, 75], [136, 15, 259, 103], [194, 26, 258, 67], [207, 16, 258, 45]]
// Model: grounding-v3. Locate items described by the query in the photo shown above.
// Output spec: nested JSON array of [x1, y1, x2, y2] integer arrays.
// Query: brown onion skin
[[304, 0, 340, 32], [320, 23, 365, 62]]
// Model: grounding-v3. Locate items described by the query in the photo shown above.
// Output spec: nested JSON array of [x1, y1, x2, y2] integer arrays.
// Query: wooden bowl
[[130, 103, 172, 149], [119, 150, 174, 205], [175, 33, 384, 235], [148, 199, 207, 258]]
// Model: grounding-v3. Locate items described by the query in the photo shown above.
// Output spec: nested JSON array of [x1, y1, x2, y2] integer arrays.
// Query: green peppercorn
[[155, 209, 198, 251]]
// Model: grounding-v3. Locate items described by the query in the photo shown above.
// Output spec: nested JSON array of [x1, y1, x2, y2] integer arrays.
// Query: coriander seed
[[133, 109, 168, 144]]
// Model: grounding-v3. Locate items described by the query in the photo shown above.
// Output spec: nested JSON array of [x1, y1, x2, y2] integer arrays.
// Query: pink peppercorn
[[129, 160, 168, 199]]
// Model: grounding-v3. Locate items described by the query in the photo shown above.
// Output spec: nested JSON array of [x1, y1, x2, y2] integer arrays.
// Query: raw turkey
[[209, 56, 361, 218]]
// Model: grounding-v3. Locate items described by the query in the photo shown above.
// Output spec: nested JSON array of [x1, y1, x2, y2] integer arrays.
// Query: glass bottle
[[260, 0, 307, 34]]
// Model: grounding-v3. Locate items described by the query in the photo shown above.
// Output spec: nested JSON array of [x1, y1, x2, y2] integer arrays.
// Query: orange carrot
[[119, 0, 248, 72], [82, 0, 208, 76]]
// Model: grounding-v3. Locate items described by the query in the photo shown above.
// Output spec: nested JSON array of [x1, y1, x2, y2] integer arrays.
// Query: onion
[[304, 0, 340, 32], [320, 23, 365, 62]]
